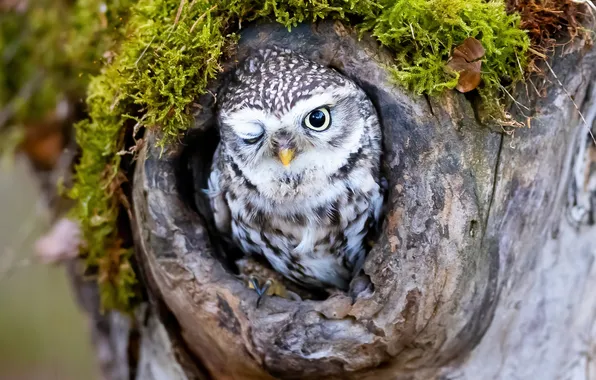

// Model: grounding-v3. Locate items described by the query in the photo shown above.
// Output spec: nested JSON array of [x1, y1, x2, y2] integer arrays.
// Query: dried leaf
[[453, 37, 486, 62], [446, 37, 486, 93]]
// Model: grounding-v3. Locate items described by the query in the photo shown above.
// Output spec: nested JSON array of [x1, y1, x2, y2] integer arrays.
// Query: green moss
[[3, 0, 529, 311], [364, 0, 529, 96]]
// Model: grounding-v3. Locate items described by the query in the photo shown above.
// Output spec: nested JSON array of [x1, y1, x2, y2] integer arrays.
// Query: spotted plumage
[[207, 48, 383, 291]]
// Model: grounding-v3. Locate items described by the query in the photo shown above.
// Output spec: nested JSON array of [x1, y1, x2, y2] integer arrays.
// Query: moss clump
[[63, 0, 530, 310], [365, 0, 529, 96]]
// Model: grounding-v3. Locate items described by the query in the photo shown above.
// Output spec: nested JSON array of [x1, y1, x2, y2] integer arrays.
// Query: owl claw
[[249, 276, 272, 308]]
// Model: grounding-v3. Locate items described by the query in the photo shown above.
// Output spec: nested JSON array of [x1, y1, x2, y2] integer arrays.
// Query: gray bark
[[40, 20, 596, 380]]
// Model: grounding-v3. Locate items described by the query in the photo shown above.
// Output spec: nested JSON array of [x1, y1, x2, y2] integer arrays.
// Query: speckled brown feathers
[[208, 48, 383, 291]]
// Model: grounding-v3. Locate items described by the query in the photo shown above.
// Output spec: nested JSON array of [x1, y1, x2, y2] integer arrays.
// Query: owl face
[[217, 49, 378, 199]]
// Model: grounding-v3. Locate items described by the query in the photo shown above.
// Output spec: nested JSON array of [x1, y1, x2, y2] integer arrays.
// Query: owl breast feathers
[[207, 48, 383, 291]]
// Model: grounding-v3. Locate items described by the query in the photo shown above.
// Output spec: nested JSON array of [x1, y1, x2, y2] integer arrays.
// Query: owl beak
[[278, 148, 295, 167]]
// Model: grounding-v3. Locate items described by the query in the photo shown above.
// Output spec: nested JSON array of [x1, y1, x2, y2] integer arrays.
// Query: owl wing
[[190, 143, 240, 262], [206, 145, 232, 236], [349, 176, 386, 296], [367, 176, 388, 245]]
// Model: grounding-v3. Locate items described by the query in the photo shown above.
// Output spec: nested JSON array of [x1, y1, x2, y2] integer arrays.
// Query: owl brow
[[295, 89, 336, 104], [290, 93, 337, 117]]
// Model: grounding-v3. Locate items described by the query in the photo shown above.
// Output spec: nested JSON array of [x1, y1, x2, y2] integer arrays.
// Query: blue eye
[[304, 107, 331, 131]]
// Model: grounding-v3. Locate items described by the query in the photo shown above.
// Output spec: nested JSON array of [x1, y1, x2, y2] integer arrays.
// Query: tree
[[25, 18, 594, 379]]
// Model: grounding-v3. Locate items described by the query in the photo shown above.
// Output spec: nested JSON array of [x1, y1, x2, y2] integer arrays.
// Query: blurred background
[[1, 1, 118, 377], [0, 158, 98, 380]]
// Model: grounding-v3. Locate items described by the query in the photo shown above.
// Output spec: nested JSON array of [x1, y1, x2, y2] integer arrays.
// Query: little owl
[[207, 48, 383, 297]]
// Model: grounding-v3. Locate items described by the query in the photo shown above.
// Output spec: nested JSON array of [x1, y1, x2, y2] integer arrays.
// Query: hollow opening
[[176, 126, 242, 275], [174, 57, 392, 303]]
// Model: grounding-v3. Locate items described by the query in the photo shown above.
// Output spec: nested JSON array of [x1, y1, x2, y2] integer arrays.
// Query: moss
[[2, 0, 530, 311], [364, 0, 529, 96]]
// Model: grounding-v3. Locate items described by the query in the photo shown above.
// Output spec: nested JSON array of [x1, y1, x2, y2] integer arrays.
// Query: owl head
[[216, 48, 380, 199]]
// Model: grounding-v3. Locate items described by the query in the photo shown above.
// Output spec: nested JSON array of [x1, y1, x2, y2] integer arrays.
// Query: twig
[[500, 84, 531, 113], [187, 0, 198, 12], [544, 60, 596, 146], [528, 47, 548, 60], [529, 77, 542, 98], [515, 53, 525, 78], [174, 0, 186, 25], [135, 34, 157, 67], [109, 91, 121, 112], [516, 53, 530, 100], [190, 5, 217, 33]]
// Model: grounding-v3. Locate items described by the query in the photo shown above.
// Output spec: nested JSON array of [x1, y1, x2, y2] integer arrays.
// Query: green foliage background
[[0, 0, 529, 310]]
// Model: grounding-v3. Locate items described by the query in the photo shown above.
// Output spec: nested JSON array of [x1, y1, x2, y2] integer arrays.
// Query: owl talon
[[249, 276, 272, 308]]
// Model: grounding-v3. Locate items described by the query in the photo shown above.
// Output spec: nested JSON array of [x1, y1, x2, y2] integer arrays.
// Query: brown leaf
[[453, 37, 486, 62], [446, 37, 486, 93]]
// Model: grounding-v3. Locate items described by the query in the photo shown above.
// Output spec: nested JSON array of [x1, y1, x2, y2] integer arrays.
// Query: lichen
[[4, 0, 533, 311]]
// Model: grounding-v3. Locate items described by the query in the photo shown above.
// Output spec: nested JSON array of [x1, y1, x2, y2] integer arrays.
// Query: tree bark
[[38, 20, 596, 380]]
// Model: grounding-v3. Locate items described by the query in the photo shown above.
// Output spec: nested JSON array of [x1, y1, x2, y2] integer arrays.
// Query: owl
[[207, 48, 383, 295]]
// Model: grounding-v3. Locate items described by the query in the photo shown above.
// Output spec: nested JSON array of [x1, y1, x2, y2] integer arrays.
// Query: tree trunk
[[41, 20, 596, 380]]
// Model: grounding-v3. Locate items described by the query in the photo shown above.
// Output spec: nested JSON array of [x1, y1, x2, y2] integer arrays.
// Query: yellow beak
[[278, 148, 295, 167]]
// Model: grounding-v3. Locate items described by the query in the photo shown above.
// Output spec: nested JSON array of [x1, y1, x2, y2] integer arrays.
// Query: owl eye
[[242, 134, 263, 144], [304, 107, 331, 131]]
